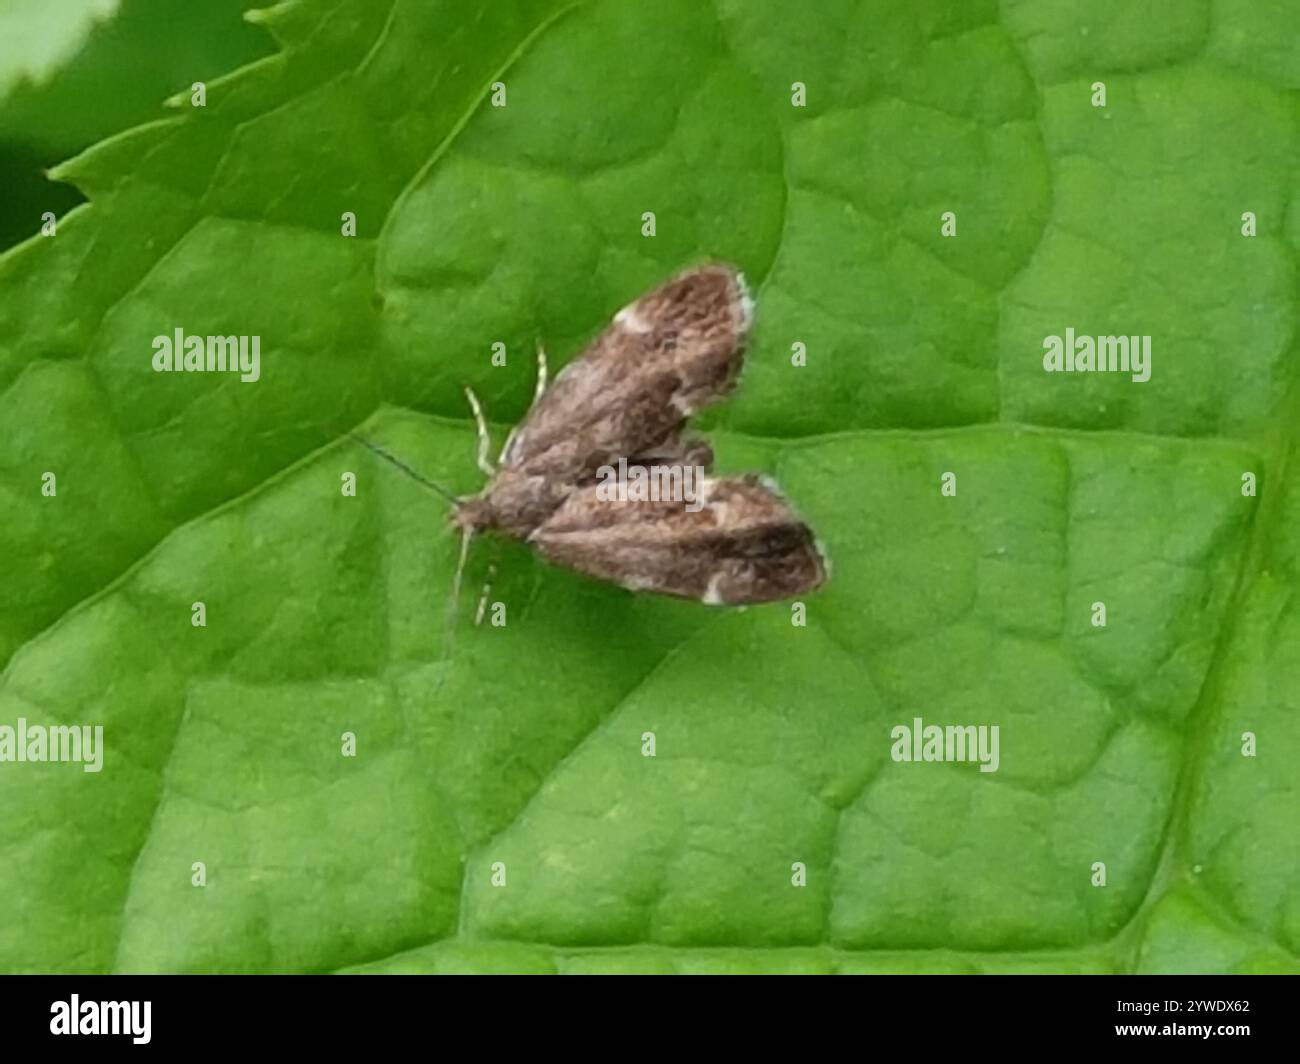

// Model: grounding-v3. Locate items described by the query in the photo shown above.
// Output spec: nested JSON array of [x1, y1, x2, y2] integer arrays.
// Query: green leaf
[[0, 0, 1296, 974]]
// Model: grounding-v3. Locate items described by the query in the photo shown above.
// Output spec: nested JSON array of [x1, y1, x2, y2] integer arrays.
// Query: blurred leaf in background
[[0, 0, 273, 251]]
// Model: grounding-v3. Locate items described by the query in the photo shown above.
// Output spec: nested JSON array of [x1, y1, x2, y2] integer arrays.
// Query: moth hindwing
[[451, 262, 826, 605]]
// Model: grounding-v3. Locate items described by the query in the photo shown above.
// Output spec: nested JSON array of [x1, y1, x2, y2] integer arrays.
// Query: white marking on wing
[[814, 536, 832, 578], [614, 304, 653, 333], [701, 572, 726, 606], [735, 270, 756, 331]]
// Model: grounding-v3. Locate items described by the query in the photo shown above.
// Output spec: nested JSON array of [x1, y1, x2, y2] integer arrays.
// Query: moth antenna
[[347, 432, 474, 699], [348, 432, 458, 506], [463, 387, 495, 478]]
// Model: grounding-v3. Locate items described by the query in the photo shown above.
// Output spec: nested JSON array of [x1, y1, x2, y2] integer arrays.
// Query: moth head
[[450, 495, 493, 534]]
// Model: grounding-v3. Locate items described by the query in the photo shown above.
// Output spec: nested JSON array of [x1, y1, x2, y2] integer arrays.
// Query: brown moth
[[450, 263, 827, 606]]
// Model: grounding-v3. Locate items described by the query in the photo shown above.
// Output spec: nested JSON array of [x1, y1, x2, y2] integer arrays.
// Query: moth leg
[[533, 341, 548, 404], [497, 343, 548, 465], [431, 523, 475, 700], [449, 525, 474, 624], [463, 386, 495, 477], [474, 564, 497, 627]]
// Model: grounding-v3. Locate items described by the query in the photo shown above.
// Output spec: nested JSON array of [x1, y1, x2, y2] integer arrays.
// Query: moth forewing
[[493, 263, 752, 481], [528, 476, 827, 606]]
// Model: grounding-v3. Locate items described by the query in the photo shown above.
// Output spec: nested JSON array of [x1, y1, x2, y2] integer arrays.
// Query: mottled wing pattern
[[528, 475, 827, 605], [500, 264, 752, 481], [627, 432, 715, 471]]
